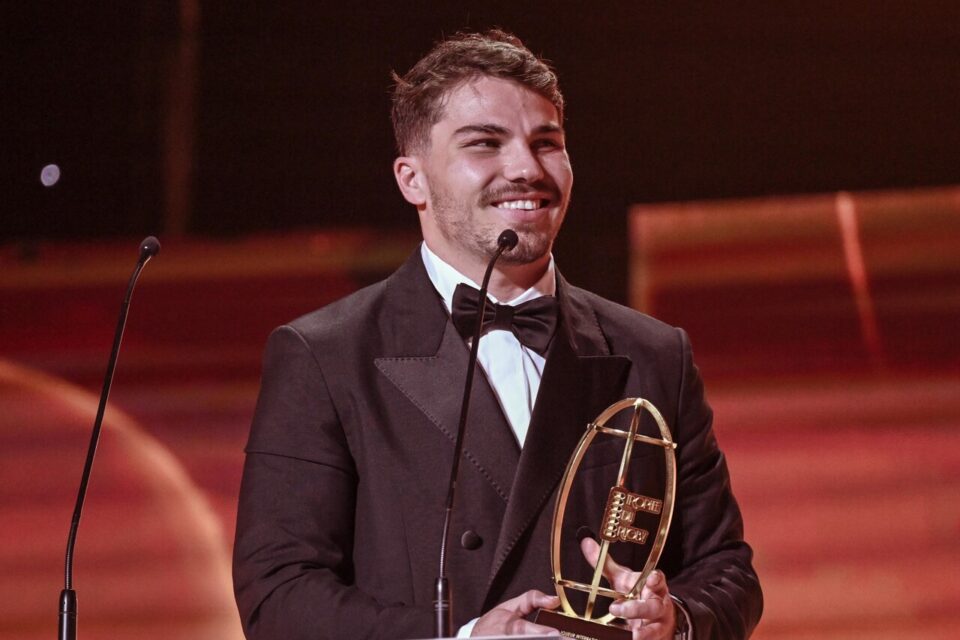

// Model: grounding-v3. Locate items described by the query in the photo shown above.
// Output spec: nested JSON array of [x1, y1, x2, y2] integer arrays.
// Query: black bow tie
[[450, 283, 559, 355]]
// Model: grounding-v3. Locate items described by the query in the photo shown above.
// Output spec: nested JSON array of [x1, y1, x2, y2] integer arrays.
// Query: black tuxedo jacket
[[233, 250, 762, 639]]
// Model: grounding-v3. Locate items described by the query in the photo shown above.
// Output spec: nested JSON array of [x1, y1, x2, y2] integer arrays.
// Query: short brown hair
[[391, 29, 564, 155]]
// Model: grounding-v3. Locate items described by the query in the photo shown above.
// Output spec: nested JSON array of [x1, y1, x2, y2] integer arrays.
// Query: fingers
[[629, 620, 671, 640], [609, 573, 675, 640], [640, 570, 669, 600], [471, 609, 559, 637], [579, 536, 640, 594], [481, 612, 560, 637], [577, 539, 674, 637], [513, 619, 562, 636], [608, 593, 668, 621], [472, 590, 562, 637], [502, 589, 560, 615]]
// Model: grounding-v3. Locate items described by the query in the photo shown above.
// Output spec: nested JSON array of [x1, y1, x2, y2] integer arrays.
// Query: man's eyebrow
[[452, 123, 565, 137], [453, 124, 511, 137], [533, 124, 564, 135]]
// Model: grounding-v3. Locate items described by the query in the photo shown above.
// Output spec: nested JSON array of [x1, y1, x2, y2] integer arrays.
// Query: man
[[233, 30, 762, 640]]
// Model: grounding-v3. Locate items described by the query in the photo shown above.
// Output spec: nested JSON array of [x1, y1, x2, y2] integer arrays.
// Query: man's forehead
[[434, 76, 561, 131]]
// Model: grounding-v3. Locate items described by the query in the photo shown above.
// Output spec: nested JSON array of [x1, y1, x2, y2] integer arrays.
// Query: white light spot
[[40, 164, 61, 187]]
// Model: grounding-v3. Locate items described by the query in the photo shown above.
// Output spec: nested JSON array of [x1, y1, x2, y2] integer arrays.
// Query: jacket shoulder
[[284, 277, 390, 345], [274, 249, 443, 358], [566, 284, 682, 349]]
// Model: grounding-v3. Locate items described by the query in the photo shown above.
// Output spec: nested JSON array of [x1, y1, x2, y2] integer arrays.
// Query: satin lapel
[[375, 252, 519, 502], [487, 278, 632, 587]]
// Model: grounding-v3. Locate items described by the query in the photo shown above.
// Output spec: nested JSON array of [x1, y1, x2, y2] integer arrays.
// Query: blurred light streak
[[835, 191, 884, 366]]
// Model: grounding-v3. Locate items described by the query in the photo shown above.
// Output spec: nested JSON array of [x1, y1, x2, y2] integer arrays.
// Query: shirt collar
[[420, 241, 556, 313]]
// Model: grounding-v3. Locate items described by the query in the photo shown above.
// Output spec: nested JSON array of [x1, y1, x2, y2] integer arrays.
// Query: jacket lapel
[[487, 276, 632, 587], [375, 251, 520, 503]]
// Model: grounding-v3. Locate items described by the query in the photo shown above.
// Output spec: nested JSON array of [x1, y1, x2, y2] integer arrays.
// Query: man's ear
[[393, 156, 427, 207]]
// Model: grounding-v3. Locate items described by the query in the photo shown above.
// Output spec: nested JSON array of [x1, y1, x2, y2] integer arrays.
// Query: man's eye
[[465, 138, 500, 148], [533, 138, 562, 150]]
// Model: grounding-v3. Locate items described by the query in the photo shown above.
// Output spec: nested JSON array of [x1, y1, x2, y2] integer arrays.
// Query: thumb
[[579, 536, 639, 594], [579, 535, 602, 567], [502, 589, 560, 615]]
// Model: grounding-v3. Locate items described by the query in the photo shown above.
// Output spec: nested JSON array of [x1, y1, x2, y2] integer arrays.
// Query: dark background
[[6, 2, 960, 302]]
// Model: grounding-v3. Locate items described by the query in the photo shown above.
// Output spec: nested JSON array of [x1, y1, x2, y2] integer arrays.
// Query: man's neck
[[485, 258, 552, 301], [426, 243, 551, 301]]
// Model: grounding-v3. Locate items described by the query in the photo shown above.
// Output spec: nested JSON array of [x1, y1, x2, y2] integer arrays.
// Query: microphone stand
[[434, 230, 518, 638], [58, 236, 160, 640]]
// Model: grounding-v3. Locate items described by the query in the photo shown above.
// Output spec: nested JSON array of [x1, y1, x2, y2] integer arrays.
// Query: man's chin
[[496, 229, 553, 265]]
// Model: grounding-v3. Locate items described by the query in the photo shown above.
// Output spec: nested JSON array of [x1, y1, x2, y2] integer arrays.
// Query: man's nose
[[502, 144, 545, 183]]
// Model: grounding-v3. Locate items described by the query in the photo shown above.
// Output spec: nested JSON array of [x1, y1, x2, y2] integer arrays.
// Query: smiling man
[[233, 30, 762, 640], [394, 73, 571, 299]]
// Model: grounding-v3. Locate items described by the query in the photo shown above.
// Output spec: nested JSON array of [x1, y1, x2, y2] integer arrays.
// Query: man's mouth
[[491, 198, 549, 211]]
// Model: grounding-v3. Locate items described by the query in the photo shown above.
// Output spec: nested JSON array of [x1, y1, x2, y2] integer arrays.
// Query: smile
[[492, 199, 548, 211]]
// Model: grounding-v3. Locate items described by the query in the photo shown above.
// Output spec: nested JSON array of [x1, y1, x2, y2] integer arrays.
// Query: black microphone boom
[[58, 236, 160, 640], [434, 229, 518, 638]]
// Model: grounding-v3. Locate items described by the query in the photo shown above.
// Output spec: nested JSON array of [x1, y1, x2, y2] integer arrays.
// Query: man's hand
[[471, 589, 561, 637], [580, 537, 677, 640]]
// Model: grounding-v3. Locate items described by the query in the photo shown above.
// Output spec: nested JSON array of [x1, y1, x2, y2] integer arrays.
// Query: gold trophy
[[535, 398, 677, 640]]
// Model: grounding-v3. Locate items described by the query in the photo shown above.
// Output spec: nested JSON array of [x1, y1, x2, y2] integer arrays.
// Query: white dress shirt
[[421, 242, 556, 447]]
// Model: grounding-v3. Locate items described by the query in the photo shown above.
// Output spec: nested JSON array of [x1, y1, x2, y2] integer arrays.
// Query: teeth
[[495, 199, 541, 210]]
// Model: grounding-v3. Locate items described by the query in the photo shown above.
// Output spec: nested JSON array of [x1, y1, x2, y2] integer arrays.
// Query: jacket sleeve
[[664, 328, 763, 639], [232, 325, 432, 640]]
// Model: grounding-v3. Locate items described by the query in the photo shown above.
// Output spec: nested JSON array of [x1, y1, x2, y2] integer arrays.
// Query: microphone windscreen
[[139, 236, 161, 260], [497, 229, 519, 251]]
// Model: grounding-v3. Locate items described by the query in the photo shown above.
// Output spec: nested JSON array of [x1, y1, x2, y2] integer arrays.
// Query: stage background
[[2, 3, 959, 639]]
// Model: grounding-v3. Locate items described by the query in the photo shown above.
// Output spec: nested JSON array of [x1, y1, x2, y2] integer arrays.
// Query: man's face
[[412, 76, 573, 268]]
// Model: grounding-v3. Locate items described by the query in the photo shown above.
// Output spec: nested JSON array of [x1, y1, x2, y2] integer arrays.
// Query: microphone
[[496, 229, 519, 252], [58, 236, 160, 640], [139, 235, 161, 260], [435, 229, 518, 637]]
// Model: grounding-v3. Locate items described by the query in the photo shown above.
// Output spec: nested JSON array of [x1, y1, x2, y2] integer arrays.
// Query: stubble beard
[[429, 185, 564, 266]]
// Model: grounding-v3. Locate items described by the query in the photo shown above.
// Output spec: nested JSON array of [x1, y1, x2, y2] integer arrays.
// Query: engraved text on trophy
[[600, 487, 663, 545]]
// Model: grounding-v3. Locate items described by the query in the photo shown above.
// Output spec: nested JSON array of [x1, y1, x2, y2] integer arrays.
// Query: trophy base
[[534, 609, 631, 640]]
